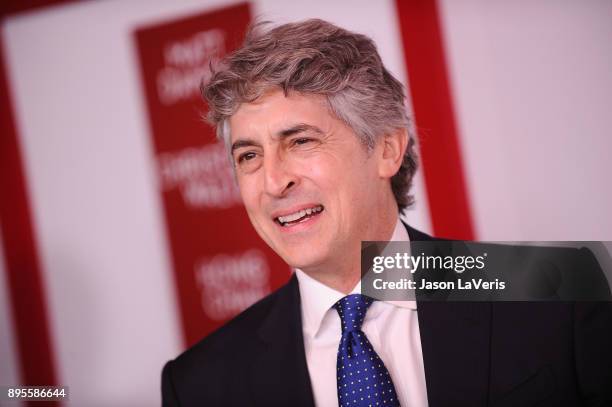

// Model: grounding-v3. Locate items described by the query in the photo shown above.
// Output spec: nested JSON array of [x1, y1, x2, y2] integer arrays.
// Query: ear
[[377, 128, 408, 179]]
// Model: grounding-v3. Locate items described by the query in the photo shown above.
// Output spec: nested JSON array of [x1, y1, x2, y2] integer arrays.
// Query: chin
[[281, 253, 322, 270], [279, 246, 329, 270]]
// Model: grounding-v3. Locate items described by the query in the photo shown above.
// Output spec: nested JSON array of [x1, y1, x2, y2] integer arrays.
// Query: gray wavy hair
[[202, 19, 418, 212]]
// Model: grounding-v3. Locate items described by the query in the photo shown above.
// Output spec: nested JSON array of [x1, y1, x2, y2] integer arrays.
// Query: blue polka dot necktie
[[334, 294, 401, 407]]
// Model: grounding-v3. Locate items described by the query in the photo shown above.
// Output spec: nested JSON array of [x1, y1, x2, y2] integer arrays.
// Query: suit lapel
[[249, 274, 315, 407], [407, 223, 492, 406]]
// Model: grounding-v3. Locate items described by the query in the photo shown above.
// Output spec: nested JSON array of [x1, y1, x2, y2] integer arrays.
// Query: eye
[[237, 151, 257, 163], [293, 137, 312, 146]]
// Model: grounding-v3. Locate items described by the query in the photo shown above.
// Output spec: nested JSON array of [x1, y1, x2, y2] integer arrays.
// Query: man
[[161, 19, 612, 406]]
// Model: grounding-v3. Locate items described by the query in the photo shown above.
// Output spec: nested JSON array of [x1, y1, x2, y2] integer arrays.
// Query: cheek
[[299, 152, 344, 186], [341, 161, 380, 214], [305, 153, 370, 199]]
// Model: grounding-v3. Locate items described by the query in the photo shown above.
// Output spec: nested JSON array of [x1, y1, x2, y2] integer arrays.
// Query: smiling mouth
[[274, 205, 324, 227]]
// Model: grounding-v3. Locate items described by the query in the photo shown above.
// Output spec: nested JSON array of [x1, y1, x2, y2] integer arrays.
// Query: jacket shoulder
[[403, 222, 440, 241], [176, 277, 292, 366], [162, 276, 297, 405]]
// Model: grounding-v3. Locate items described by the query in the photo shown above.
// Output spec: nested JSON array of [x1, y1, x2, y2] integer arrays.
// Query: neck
[[308, 263, 362, 294]]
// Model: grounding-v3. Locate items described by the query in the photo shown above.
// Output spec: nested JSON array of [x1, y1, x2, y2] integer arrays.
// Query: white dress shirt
[[295, 218, 429, 407]]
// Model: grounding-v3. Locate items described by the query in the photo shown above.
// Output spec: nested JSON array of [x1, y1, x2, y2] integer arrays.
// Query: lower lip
[[276, 210, 323, 233]]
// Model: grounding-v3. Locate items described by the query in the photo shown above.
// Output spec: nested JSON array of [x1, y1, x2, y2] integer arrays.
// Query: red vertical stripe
[[395, 0, 475, 239], [0, 31, 59, 404]]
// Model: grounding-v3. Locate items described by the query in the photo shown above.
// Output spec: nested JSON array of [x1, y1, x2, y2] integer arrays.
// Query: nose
[[262, 150, 298, 197]]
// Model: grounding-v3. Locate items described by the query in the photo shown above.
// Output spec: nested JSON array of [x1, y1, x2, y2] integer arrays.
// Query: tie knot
[[333, 294, 374, 333]]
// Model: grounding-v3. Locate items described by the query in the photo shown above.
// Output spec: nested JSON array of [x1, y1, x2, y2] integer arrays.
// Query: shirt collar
[[295, 217, 416, 338]]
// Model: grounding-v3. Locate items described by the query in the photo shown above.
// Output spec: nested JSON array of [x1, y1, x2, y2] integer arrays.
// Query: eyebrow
[[230, 123, 324, 154], [278, 123, 323, 138], [230, 139, 259, 154]]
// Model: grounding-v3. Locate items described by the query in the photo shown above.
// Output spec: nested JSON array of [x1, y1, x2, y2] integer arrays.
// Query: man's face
[[229, 89, 386, 272]]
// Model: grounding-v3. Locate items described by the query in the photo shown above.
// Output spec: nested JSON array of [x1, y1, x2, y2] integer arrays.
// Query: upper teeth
[[277, 205, 323, 224]]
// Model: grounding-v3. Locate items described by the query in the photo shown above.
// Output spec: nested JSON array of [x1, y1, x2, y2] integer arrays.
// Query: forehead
[[228, 90, 332, 142]]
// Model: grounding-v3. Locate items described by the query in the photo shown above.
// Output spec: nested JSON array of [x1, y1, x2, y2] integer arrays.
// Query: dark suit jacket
[[161, 226, 612, 406]]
